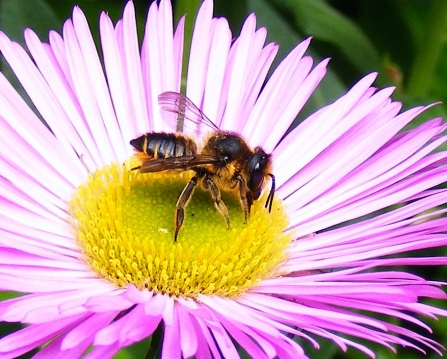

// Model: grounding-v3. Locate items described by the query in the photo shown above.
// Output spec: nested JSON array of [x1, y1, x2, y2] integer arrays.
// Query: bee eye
[[247, 151, 268, 198]]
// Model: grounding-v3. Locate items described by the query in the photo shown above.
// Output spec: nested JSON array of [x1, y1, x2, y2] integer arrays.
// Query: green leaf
[[407, 0, 447, 96], [265, 0, 381, 74], [0, 0, 60, 45], [114, 337, 151, 359]]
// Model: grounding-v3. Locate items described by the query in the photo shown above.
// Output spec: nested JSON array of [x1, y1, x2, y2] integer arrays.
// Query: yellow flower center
[[70, 161, 291, 298]]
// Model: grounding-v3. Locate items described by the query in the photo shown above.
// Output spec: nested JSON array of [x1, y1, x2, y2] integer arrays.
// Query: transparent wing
[[158, 92, 221, 134], [138, 155, 224, 173]]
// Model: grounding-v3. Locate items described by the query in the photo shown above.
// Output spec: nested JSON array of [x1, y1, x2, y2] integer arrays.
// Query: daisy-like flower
[[1, 0, 447, 358]]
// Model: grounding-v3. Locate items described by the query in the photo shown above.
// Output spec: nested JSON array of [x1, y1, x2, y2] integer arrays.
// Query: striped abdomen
[[130, 132, 197, 159]]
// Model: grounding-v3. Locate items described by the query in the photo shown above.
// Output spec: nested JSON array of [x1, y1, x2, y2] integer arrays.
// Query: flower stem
[[407, 0, 447, 97]]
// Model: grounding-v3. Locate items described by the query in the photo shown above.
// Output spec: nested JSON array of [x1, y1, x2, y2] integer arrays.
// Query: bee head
[[247, 148, 269, 199], [247, 148, 275, 212]]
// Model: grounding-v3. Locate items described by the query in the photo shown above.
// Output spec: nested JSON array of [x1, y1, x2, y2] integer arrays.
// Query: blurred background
[[1, 0, 447, 358]]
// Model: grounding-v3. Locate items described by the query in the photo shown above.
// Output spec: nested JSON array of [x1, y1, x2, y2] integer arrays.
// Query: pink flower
[[0, 1, 446, 358]]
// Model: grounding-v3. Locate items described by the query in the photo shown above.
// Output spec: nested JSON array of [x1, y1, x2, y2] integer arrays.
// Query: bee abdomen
[[130, 132, 197, 159]]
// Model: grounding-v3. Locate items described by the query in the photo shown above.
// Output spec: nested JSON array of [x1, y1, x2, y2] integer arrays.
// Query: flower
[[0, 0, 447, 358]]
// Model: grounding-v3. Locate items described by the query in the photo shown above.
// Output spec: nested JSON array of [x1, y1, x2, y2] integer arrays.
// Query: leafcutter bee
[[130, 92, 275, 241]]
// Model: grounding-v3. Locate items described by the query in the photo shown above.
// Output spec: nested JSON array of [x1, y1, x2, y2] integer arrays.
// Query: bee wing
[[138, 155, 224, 173], [159, 91, 220, 134]]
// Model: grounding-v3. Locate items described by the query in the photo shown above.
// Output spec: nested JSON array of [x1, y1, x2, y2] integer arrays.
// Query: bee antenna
[[265, 173, 275, 212]]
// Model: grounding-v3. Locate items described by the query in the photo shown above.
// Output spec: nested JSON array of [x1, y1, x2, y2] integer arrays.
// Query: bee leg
[[174, 175, 198, 241], [204, 177, 231, 229], [236, 175, 250, 224]]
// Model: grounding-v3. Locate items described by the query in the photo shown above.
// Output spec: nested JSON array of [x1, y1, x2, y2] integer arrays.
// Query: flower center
[[70, 161, 291, 298]]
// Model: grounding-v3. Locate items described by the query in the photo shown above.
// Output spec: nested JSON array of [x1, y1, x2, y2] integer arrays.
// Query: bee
[[130, 92, 275, 241]]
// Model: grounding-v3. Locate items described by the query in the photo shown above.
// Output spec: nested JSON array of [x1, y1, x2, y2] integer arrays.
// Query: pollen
[[70, 161, 292, 298]]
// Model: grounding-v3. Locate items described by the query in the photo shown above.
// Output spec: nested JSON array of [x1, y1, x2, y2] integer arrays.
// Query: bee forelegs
[[236, 175, 250, 224], [204, 177, 231, 229], [175, 175, 198, 241]]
